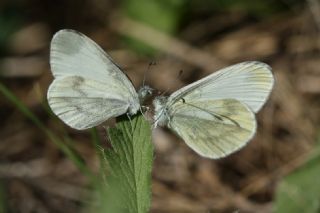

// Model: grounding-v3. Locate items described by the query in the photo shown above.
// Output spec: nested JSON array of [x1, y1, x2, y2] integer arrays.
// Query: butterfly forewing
[[169, 61, 274, 113], [50, 30, 138, 99]]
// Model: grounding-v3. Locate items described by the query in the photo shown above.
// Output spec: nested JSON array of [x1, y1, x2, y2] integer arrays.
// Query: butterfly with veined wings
[[47, 29, 152, 130], [153, 61, 274, 159]]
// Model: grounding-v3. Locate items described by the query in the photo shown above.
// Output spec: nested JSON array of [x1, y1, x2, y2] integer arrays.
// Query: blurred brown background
[[0, 0, 319, 212]]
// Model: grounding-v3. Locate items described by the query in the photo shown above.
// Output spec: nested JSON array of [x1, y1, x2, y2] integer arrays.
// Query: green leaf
[[274, 146, 320, 213], [102, 114, 153, 213]]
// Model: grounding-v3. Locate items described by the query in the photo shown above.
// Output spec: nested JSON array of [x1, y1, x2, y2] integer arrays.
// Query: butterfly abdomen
[[153, 96, 170, 127]]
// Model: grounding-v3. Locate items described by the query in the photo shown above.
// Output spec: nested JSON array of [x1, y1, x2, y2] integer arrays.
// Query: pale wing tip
[[52, 29, 84, 41], [51, 29, 87, 52], [242, 61, 275, 112], [247, 60, 275, 85], [243, 61, 274, 80], [50, 29, 89, 77], [237, 61, 273, 76], [240, 60, 272, 70]]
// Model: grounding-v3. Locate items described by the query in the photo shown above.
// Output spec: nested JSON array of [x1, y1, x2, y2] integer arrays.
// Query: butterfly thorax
[[153, 96, 169, 127]]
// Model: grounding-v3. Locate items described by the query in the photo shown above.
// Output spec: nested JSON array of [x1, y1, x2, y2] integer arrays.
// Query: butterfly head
[[138, 85, 154, 103], [153, 96, 169, 128]]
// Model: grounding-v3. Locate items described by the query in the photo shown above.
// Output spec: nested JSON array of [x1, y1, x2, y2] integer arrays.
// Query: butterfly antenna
[[143, 61, 156, 87]]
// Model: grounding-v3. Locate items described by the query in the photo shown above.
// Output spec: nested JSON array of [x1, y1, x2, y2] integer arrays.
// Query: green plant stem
[[0, 82, 95, 181]]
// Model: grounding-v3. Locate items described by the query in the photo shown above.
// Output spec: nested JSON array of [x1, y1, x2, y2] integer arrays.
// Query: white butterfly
[[47, 29, 152, 130], [153, 62, 274, 159]]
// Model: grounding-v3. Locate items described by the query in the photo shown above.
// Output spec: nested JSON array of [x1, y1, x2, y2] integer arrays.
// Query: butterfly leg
[[139, 105, 151, 121], [126, 112, 134, 134]]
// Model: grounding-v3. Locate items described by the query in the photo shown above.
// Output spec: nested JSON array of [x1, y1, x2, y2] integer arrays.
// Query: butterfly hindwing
[[168, 99, 256, 158], [48, 76, 130, 130]]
